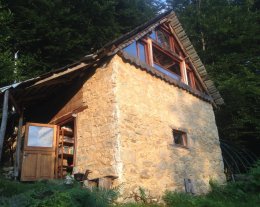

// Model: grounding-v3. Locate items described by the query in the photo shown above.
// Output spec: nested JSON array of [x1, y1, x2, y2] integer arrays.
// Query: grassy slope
[[0, 161, 259, 207]]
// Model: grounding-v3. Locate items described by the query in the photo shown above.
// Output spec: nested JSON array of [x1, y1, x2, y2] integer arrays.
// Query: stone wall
[[74, 54, 225, 200], [111, 55, 225, 199], [74, 62, 120, 179]]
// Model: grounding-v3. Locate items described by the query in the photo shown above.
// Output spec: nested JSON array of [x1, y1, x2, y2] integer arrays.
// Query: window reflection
[[137, 42, 146, 63], [123, 42, 137, 57], [28, 126, 54, 147], [153, 46, 181, 80], [157, 30, 171, 50], [149, 30, 156, 40]]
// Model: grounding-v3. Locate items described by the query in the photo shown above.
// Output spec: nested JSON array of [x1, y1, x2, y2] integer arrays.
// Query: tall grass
[[0, 179, 118, 207], [163, 161, 260, 207], [0, 161, 259, 207]]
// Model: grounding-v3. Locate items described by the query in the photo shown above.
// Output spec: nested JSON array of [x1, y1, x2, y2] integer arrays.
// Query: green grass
[[0, 161, 259, 207], [0, 179, 118, 207]]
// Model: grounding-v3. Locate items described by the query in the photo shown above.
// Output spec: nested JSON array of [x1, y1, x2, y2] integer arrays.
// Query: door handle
[[23, 153, 28, 158]]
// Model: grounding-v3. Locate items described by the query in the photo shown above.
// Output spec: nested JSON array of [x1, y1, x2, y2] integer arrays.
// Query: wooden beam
[[50, 105, 88, 125], [0, 90, 9, 162], [14, 110, 23, 179], [9, 92, 21, 115]]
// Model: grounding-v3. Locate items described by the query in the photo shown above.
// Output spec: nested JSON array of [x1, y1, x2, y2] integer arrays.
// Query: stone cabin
[[0, 11, 225, 199]]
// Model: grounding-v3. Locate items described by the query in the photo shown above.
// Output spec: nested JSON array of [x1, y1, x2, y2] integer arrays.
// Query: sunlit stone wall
[[74, 54, 225, 201], [111, 55, 225, 200]]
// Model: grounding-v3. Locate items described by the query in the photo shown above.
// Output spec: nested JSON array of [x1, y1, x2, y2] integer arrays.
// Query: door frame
[[55, 116, 77, 178]]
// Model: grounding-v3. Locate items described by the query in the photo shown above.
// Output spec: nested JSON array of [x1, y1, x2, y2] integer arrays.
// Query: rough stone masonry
[[74, 55, 226, 200]]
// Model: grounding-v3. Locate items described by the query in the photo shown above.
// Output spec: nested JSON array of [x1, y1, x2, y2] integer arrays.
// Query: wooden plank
[[9, 93, 21, 115], [0, 90, 9, 162], [14, 110, 23, 179], [21, 122, 57, 181]]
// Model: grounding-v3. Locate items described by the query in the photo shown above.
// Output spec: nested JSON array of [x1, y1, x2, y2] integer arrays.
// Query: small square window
[[172, 130, 188, 147]]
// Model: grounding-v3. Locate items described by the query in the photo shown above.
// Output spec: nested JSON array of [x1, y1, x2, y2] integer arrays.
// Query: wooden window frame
[[151, 43, 186, 82], [123, 26, 206, 92], [186, 64, 205, 92], [186, 65, 196, 89], [172, 129, 188, 148], [136, 40, 150, 64]]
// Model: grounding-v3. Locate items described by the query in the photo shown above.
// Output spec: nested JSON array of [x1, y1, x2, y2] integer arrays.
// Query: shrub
[[0, 179, 118, 207], [162, 161, 260, 207]]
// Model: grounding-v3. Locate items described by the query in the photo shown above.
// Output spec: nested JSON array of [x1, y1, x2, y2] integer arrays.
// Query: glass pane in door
[[27, 126, 54, 147]]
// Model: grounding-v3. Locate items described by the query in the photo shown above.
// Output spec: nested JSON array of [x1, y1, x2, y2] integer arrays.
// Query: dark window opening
[[173, 130, 187, 147]]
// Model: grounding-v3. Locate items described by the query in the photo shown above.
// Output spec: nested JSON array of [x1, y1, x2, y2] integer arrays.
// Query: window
[[28, 125, 54, 147], [123, 41, 148, 64], [153, 46, 181, 81], [123, 26, 206, 93], [186, 65, 195, 88], [123, 42, 137, 57], [172, 130, 188, 147], [186, 64, 204, 92], [137, 42, 147, 63]]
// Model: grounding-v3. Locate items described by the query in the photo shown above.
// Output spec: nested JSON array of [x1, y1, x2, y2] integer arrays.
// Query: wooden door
[[21, 123, 57, 181]]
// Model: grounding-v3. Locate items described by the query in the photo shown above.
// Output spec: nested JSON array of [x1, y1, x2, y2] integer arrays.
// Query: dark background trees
[[0, 0, 259, 170], [166, 0, 260, 170], [0, 0, 162, 86]]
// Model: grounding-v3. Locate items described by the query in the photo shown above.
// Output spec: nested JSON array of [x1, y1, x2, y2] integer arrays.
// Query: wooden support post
[[9, 93, 21, 115], [0, 90, 9, 162], [14, 110, 23, 179]]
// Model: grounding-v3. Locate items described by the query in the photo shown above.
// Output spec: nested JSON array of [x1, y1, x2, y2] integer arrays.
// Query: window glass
[[149, 30, 156, 40], [123, 42, 137, 57], [28, 126, 54, 147], [154, 64, 181, 81], [157, 30, 171, 50], [153, 47, 181, 80], [138, 42, 146, 63]]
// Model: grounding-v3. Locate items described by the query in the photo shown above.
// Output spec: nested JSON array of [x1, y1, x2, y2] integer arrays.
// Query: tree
[[167, 0, 260, 158], [0, 0, 160, 85], [0, 0, 15, 86]]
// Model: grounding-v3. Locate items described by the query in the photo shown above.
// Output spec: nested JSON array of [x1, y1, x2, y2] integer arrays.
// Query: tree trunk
[[0, 90, 9, 162], [201, 31, 206, 51]]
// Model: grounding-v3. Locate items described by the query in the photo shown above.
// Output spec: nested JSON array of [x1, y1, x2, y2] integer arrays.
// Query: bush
[[0, 179, 118, 207], [1, 162, 260, 207], [163, 162, 260, 207]]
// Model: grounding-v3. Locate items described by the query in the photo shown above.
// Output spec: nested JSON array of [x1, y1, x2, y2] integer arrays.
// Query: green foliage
[[167, 0, 260, 165], [0, 0, 15, 86], [0, 0, 159, 87], [163, 161, 260, 207], [163, 191, 197, 207], [117, 203, 161, 207], [1, 162, 260, 206], [0, 179, 118, 207]]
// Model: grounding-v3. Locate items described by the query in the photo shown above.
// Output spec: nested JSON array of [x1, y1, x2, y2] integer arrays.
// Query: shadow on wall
[[168, 91, 225, 194]]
